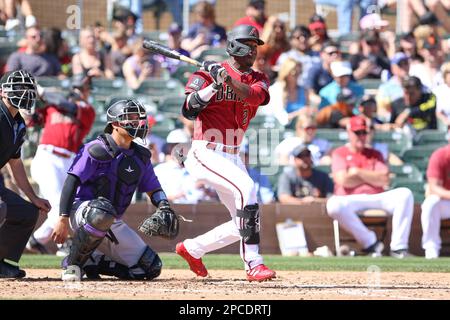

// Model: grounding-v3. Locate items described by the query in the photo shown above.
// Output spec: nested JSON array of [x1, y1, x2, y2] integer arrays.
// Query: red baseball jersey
[[331, 145, 388, 196], [36, 102, 96, 153], [427, 144, 450, 190], [184, 60, 270, 146]]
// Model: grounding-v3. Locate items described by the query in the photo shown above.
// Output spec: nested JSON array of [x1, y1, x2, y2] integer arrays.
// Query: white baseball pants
[[421, 195, 450, 254], [30, 145, 75, 244], [326, 188, 414, 250], [182, 140, 263, 271]]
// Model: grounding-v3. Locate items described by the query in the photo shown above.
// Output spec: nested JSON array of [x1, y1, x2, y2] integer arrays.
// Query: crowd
[[1, 0, 450, 272]]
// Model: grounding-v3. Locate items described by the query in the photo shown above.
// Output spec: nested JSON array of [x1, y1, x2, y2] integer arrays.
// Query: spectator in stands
[[421, 138, 450, 259], [313, 0, 376, 36], [143, 115, 166, 164], [276, 25, 321, 88], [260, 16, 290, 68], [317, 87, 356, 129], [377, 52, 411, 121], [278, 144, 334, 205], [275, 114, 331, 166], [434, 62, 450, 129], [181, 1, 227, 59], [72, 28, 114, 79], [6, 26, 61, 77], [154, 130, 216, 204], [241, 143, 274, 204], [399, 32, 421, 61], [262, 58, 308, 126], [2, 0, 36, 31], [357, 94, 392, 131], [308, 13, 330, 52], [306, 41, 342, 108], [391, 76, 437, 134], [318, 60, 364, 109], [110, 29, 132, 78], [156, 23, 190, 75], [401, 0, 450, 34], [113, 5, 140, 44], [409, 34, 444, 90], [359, 12, 390, 32], [350, 30, 391, 81], [252, 44, 276, 84], [42, 28, 72, 77], [123, 38, 162, 90], [234, 0, 267, 34], [327, 115, 414, 258]]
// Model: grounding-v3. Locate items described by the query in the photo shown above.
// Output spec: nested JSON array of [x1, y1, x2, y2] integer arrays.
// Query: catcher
[[51, 98, 179, 281]]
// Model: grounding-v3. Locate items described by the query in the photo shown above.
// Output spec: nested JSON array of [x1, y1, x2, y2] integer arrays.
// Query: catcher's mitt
[[139, 201, 179, 239]]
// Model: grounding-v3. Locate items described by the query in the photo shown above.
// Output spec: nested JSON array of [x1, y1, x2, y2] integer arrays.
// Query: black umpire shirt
[[0, 100, 26, 170]]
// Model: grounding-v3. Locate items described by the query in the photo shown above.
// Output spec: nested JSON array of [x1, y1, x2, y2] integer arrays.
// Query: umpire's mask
[[1, 70, 37, 112]]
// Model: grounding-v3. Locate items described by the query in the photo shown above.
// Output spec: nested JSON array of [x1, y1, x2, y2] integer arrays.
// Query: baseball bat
[[142, 40, 203, 68]]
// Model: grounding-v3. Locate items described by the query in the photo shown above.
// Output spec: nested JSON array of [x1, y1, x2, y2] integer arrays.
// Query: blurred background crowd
[[0, 0, 449, 210]]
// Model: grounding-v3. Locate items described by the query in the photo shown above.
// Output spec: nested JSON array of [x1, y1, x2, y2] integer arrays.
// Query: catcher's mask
[[1, 70, 37, 112], [105, 99, 148, 140], [226, 24, 264, 57]]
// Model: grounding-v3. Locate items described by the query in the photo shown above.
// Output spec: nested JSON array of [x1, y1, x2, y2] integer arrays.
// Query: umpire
[[0, 70, 51, 278]]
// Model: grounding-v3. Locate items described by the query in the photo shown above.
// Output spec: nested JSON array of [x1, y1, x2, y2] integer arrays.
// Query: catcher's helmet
[[0, 70, 37, 111], [105, 99, 148, 139], [226, 24, 264, 57]]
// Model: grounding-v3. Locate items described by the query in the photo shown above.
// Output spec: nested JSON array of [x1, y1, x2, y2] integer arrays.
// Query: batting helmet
[[105, 99, 148, 139], [0, 70, 37, 111], [226, 24, 264, 57]]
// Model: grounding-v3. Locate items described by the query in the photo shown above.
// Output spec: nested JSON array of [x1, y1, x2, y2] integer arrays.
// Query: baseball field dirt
[[2, 269, 450, 300]]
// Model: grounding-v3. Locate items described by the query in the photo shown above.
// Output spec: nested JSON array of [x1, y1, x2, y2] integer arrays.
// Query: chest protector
[[87, 134, 151, 215]]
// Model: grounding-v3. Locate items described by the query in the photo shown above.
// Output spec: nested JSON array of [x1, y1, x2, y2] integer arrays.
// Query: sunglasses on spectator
[[304, 126, 317, 130], [325, 50, 340, 56], [353, 130, 368, 136], [28, 33, 41, 39], [295, 152, 311, 159]]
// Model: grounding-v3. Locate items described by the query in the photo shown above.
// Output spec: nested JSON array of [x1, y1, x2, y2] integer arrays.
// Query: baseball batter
[[421, 142, 450, 259], [175, 24, 276, 282], [27, 75, 95, 254], [51, 99, 178, 281]]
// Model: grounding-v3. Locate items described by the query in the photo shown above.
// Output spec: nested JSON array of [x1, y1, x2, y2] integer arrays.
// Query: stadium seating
[[401, 144, 442, 172], [389, 163, 423, 183], [133, 78, 184, 102], [171, 64, 197, 85], [315, 129, 348, 149], [373, 130, 412, 155], [158, 96, 185, 117], [151, 117, 176, 139], [36, 77, 71, 89], [390, 179, 425, 203], [197, 47, 229, 62], [413, 129, 447, 146]]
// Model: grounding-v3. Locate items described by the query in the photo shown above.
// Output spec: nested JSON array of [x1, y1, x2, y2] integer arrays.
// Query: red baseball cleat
[[246, 264, 276, 282], [175, 242, 208, 277]]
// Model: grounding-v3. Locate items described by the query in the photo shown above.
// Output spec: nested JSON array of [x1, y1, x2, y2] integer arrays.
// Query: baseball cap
[[360, 94, 376, 107], [349, 116, 368, 132], [359, 13, 389, 30], [248, 0, 265, 9], [291, 144, 311, 158], [168, 22, 182, 35], [391, 52, 409, 65], [330, 61, 352, 78], [336, 87, 357, 105], [166, 129, 190, 144]]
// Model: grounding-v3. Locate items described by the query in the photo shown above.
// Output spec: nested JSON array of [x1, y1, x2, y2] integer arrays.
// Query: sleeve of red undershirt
[[243, 74, 270, 106], [427, 147, 445, 181]]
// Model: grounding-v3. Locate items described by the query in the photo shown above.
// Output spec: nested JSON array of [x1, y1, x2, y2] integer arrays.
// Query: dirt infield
[[1, 269, 450, 300]]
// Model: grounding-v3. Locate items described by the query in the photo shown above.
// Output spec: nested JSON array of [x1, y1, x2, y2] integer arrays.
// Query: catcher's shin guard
[[136, 246, 162, 280], [84, 255, 135, 280], [236, 204, 260, 245], [66, 198, 116, 267]]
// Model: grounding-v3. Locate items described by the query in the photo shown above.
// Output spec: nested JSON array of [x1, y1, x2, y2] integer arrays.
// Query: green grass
[[18, 254, 450, 273]]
